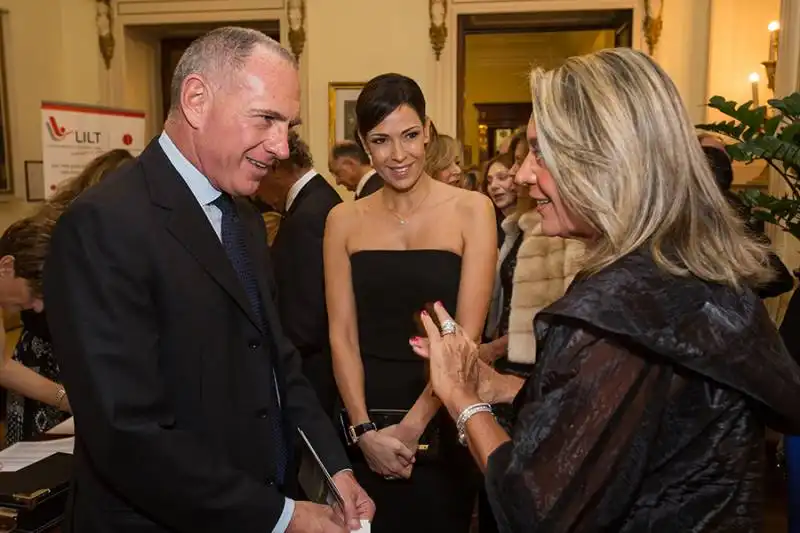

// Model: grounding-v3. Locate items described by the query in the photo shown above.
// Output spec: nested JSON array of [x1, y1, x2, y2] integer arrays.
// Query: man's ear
[[179, 74, 211, 130], [0, 255, 15, 279]]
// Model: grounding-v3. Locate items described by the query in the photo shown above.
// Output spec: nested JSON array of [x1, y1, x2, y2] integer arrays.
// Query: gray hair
[[529, 47, 771, 289], [169, 26, 297, 114]]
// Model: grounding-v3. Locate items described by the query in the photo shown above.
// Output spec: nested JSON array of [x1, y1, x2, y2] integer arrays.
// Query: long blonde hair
[[529, 48, 771, 288]]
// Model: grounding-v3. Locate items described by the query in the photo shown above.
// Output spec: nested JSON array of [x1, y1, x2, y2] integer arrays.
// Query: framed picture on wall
[[24, 160, 44, 201], [328, 82, 365, 151]]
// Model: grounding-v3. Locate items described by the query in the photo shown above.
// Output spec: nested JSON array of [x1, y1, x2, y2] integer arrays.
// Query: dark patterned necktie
[[212, 193, 287, 483]]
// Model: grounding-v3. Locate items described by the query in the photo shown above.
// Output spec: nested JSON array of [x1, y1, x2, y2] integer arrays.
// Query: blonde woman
[[425, 126, 463, 186], [412, 48, 800, 532]]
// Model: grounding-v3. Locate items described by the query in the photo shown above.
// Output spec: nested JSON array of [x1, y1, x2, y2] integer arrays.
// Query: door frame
[[428, 0, 642, 137]]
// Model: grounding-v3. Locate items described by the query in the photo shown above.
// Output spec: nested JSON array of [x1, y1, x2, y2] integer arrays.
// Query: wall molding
[[118, 0, 284, 16]]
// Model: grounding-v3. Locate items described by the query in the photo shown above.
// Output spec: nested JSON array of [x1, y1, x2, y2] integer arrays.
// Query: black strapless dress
[[349, 250, 479, 532]]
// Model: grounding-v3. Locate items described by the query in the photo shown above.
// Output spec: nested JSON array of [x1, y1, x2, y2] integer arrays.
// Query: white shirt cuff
[[271, 498, 295, 533]]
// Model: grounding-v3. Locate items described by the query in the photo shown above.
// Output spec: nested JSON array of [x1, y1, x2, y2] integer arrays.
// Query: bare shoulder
[[453, 187, 495, 219], [326, 200, 359, 235]]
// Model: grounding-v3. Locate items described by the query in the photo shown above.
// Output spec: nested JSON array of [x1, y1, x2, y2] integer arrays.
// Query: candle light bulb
[[768, 21, 780, 62], [750, 73, 760, 106]]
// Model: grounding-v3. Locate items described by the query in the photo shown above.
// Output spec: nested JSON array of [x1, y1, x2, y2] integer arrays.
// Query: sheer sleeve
[[484, 327, 672, 533]]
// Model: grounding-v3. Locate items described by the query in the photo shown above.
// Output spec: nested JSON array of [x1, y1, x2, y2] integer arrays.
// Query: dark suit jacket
[[355, 171, 382, 200], [43, 139, 349, 533], [272, 175, 341, 411], [272, 174, 341, 354]]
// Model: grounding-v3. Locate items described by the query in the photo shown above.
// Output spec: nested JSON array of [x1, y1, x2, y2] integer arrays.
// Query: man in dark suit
[[328, 141, 382, 199], [44, 27, 373, 533], [258, 132, 341, 415]]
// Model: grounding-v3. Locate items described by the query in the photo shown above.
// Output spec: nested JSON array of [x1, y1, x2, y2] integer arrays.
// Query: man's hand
[[287, 501, 346, 533], [332, 470, 375, 530]]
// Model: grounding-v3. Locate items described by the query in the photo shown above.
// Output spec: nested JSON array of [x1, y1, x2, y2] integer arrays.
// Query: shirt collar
[[158, 131, 221, 206], [355, 169, 377, 196], [285, 169, 317, 211]]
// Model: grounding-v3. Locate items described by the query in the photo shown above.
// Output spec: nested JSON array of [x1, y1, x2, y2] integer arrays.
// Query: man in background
[[329, 141, 382, 199], [261, 132, 342, 415]]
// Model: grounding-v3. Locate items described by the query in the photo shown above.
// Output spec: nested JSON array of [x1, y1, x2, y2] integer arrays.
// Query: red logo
[[46, 116, 72, 142], [122, 133, 133, 146]]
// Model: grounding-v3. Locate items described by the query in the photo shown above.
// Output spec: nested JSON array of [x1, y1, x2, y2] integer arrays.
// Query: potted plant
[[697, 92, 800, 237]]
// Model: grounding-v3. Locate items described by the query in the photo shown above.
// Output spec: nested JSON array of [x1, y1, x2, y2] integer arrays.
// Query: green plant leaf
[[779, 121, 800, 143], [764, 115, 783, 136], [725, 144, 751, 162], [768, 94, 800, 118]]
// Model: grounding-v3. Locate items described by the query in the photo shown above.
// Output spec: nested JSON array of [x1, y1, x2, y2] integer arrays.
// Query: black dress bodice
[[349, 249, 461, 409], [350, 250, 461, 361]]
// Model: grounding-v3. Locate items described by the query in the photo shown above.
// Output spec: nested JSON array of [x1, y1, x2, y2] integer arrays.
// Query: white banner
[[41, 101, 146, 197]]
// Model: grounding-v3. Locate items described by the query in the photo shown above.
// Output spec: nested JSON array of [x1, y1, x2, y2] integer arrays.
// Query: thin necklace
[[383, 184, 432, 225]]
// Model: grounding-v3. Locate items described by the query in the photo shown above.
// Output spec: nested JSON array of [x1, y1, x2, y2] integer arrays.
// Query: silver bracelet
[[456, 402, 492, 446]]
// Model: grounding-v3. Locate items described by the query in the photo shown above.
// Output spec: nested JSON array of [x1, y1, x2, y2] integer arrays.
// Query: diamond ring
[[440, 319, 457, 336]]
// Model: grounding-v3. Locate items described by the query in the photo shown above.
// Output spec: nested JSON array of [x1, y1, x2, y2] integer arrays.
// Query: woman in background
[[325, 73, 496, 532], [2, 148, 133, 444], [425, 126, 464, 187]]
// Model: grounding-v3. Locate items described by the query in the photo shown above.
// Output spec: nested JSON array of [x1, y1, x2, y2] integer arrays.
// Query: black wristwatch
[[348, 421, 377, 445]]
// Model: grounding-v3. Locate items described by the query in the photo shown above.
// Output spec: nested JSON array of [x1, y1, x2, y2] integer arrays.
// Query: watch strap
[[348, 421, 377, 445]]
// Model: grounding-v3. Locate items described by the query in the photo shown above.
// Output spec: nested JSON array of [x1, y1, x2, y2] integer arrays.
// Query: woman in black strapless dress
[[324, 74, 497, 532]]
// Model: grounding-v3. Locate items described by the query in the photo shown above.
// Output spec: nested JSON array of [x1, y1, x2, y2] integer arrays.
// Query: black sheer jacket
[[485, 249, 800, 533]]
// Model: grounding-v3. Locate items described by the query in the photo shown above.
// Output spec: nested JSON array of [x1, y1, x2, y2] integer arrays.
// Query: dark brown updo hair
[[355, 73, 426, 148]]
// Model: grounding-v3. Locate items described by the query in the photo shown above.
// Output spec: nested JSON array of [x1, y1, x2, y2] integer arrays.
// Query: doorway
[[457, 9, 633, 166]]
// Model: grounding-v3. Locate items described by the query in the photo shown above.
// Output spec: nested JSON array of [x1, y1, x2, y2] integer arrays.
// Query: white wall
[[123, 27, 161, 139], [655, 0, 712, 123], [0, 0, 102, 200], [706, 0, 781, 121], [304, 0, 432, 195]]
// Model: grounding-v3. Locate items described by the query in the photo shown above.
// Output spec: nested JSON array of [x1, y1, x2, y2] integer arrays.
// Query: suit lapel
[[241, 201, 288, 396], [141, 140, 262, 332]]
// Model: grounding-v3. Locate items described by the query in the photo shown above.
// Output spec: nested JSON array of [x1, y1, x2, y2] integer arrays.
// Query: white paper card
[[0, 437, 75, 472], [353, 519, 371, 532]]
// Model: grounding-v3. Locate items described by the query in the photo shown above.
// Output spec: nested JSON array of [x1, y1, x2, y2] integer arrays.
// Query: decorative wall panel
[[118, 0, 284, 17]]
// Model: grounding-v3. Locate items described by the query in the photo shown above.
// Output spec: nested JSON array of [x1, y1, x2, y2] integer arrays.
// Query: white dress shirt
[[355, 169, 377, 197], [285, 168, 317, 211]]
